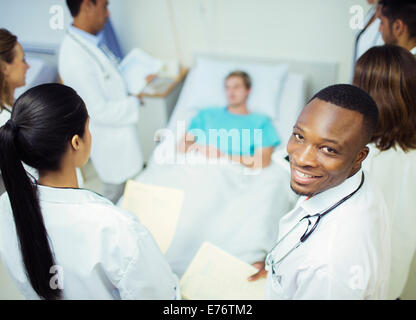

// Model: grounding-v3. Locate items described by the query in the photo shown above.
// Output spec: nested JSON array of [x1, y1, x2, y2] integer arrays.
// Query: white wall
[[0, 0, 71, 50], [0, 0, 121, 51], [110, 0, 371, 83], [1, 0, 369, 82]]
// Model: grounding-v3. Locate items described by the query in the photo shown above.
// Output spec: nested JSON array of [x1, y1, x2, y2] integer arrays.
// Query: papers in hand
[[119, 48, 163, 95], [180, 242, 266, 300], [122, 180, 184, 254]]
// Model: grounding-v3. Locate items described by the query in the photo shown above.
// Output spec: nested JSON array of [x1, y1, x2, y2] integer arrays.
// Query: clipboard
[[122, 180, 184, 254], [180, 242, 266, 300]]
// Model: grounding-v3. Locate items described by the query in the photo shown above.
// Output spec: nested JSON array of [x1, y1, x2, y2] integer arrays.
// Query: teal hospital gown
[[187, 107, 281, 156]]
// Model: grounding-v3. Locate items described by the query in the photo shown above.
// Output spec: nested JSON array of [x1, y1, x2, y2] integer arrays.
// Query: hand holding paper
[[180, 242, 266, 300], [119, 48, 163, 95]]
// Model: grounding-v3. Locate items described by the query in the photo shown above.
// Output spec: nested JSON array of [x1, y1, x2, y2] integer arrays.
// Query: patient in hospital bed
[[178, 71, 281, 168], [123, 66, 296, 278]]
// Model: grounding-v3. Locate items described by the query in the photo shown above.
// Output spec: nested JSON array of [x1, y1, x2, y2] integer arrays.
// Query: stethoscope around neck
[[266, 171, 365, 272], [67, 31, 111, 80]]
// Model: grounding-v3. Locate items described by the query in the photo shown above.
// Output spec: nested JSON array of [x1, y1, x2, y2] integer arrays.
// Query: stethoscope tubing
[[266, 172, 365, 268]]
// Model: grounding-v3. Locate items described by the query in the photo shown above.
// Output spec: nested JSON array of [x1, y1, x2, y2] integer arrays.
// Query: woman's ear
[[1, 61, 10, 77], [71, 134, 81, 151]]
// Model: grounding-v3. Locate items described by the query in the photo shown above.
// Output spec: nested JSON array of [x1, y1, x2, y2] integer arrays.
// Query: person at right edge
[[354, 44, 416, 300]]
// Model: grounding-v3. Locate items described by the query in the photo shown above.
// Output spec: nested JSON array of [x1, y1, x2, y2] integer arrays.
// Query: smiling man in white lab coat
[[59, 0, 144, 202], [250, 85, 391, 299]]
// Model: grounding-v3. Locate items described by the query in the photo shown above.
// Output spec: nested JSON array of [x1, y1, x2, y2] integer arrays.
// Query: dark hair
[[353, 45, 416, 152], [225, 70, 252, 90], [0, 28, 18, 109], [309, 84, 379, 143], [0, 83, 89, 299], [379, 0, 416, 39], [66, 0, 96, 17]]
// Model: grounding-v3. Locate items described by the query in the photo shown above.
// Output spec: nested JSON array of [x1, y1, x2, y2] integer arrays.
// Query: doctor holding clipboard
[[59, 0, 152, 203]]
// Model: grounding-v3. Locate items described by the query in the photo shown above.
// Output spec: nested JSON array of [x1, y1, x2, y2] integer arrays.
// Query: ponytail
[[0, 119, 61, 300]]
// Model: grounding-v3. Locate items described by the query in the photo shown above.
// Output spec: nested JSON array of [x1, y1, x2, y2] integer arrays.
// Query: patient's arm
[[228, 146, 275, 169], [177, 133, 196, 153]]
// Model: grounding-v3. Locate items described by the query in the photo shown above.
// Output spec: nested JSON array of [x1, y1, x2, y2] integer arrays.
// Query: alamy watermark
[[152, 120, 265, 175], [49, 265, 64, 290], [349, 5, 365, 30], [49, 5, 65, 30]]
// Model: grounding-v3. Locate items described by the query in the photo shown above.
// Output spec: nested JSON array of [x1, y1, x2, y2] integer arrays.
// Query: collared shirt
[[69, 25, 119, 66], [0, 185, 179, 300], [68, 25, 103, 47], [410, 46, 416, 56], [265, 169, 391, 300]]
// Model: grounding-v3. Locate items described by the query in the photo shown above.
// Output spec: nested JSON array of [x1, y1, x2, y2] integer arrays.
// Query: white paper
[[180, 242, 266, 300], [119, 48, 163, 95], [121, 180, 184, 253]]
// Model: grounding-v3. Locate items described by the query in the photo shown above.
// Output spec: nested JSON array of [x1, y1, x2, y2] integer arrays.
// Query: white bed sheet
[[134, 153, 297, 278]]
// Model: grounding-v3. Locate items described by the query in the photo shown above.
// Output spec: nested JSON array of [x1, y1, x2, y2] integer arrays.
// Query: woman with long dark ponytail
[[0, 84, 179, 300]]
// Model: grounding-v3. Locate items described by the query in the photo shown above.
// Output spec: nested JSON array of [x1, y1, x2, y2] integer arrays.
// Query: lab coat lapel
[[67, 29, 119, 81]]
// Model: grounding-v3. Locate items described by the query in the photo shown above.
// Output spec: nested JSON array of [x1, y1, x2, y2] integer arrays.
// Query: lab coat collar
[[36, 184, 112, 205], [68, 25, 103, 47], [297, 169, 364, 216]]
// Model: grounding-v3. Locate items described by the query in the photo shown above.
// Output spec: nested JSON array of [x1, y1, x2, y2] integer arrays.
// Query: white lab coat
[[0, 185, 179, 300], [59, 28, 143, 184], [351, 6, 384, 80], [265, 170, 391, 300], [354, 7, 384, 61], [363, 144, 416, 299]]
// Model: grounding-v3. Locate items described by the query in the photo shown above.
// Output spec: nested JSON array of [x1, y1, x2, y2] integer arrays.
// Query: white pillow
[[185, 57, 289, 120]]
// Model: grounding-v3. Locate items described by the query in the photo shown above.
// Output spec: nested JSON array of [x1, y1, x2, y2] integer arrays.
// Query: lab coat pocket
[[266, 268, 288, 300]]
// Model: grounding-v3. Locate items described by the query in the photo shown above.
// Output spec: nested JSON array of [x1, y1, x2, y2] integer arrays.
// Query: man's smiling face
[[287, 98, 369, 197]]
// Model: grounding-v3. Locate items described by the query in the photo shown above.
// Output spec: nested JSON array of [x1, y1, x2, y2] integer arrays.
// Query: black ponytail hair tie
[[6, 119, 19, 134]]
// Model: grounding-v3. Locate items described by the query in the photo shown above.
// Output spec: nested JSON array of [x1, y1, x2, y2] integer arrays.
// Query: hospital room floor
[[0, 160, 415, 299]]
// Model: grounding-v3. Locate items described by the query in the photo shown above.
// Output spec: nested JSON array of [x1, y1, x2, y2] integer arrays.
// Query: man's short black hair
[[66, 0, 96, 17], [309, 84, 379, 143], [379, 0, 416, 39]]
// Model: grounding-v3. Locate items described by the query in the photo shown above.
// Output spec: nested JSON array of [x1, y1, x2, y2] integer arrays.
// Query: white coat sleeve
[[292, 266, 363, 300], [60, 59, 140, 127], [101, 211, 180, 300]]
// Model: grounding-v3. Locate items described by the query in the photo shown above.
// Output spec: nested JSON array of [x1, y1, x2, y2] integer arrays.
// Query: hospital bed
[[128, 55, 338, 277]]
